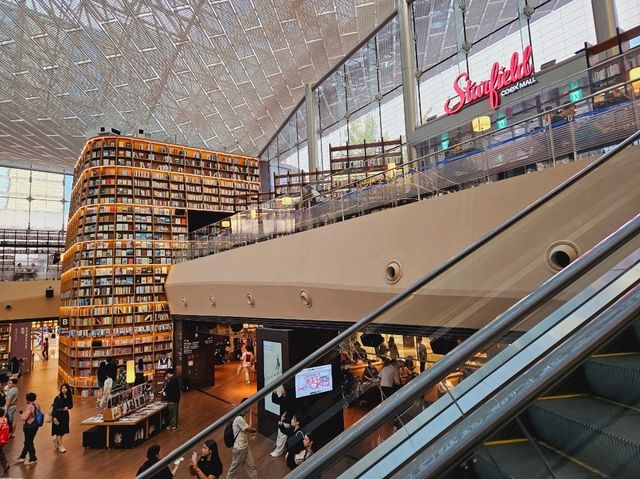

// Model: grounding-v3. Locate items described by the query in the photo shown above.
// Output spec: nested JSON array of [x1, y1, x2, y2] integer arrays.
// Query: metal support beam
[[591, 0, 618, 44], [305, 83, 318, 172], [396, 0, 417, 162]]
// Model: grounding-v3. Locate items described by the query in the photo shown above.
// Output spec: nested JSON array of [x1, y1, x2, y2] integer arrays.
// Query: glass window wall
[[262, 0, 620, 188], [0, 166, 73, 230]]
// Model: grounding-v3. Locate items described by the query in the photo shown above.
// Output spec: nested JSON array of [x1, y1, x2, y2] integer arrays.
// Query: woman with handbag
[[51, 383, 73, 453], [15, 392, 40, 465]]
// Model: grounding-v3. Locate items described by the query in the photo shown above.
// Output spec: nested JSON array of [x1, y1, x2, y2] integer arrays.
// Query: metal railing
[[181, 62, 640, 262], [137, 125, 640, 479]]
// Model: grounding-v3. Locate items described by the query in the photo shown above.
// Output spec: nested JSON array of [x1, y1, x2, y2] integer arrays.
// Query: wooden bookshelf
[[59, 134, 260, 396], [0, 324, 10, 364], [272, 169, 333, 198], [329, 138, 403, 191]]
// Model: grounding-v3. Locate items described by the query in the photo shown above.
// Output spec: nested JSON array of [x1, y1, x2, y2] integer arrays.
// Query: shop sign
[[444, 45, 536, 115]]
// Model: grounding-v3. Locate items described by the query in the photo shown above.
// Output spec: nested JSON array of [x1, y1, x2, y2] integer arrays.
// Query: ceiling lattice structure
[[0, 0, 395, 173]]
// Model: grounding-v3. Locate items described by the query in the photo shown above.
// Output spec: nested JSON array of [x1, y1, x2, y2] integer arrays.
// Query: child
[[0, 407, 9, 473]]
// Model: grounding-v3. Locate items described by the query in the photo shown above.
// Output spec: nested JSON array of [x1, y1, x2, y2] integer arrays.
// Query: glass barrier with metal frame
[[181, 51, 640, 262]]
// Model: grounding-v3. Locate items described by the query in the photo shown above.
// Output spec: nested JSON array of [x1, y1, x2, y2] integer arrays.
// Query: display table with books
[[81, 401, 167, 449]]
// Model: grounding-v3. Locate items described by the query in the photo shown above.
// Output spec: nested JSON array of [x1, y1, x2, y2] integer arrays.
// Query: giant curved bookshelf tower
[[59, 134, 260, 396]]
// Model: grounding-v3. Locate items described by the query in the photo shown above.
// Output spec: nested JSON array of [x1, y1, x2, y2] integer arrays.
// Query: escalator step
[[525, 396, 640, 479], [584, 354, 640, 406], [472, 441, 604, 479]]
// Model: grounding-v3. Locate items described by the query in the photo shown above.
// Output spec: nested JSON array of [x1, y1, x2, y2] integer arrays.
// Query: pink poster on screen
[[11, 323, 32, 373]]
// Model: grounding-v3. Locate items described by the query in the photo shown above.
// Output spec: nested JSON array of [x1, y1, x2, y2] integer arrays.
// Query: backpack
[[34, 406, 45, 427], [223, 418, 240, 448], [0, 421, 9, 446]]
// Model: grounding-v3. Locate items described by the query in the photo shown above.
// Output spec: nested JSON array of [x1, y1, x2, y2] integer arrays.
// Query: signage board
[[444, 45, 536, 115]]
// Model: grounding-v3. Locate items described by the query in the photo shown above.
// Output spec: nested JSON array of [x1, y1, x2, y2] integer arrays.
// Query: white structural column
[[591, 0, 618, 43], [305, 83, 318, 172], [396, 0, 418, 162]]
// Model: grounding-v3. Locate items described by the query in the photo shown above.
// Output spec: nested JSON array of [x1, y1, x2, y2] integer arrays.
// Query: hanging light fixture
[[472, 116, 491, 133], [126, 360, 135, 383], [630, 67, 640, 93]]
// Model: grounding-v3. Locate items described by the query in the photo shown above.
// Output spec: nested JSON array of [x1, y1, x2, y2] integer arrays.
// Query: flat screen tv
[[294, 364, 333, 399]]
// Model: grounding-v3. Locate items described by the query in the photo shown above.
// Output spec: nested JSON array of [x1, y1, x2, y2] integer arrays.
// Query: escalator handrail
[[137, 130, 640, 479], [290, 212, 640, 478], [399, 285, 640, 479]]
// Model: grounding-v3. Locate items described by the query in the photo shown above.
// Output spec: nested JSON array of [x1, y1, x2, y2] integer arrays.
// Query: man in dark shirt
[[42, 338, 49, 361], [163, 368, 180, 430]]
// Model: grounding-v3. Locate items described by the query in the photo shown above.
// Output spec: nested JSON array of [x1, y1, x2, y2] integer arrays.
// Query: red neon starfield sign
[[444, 45, 535, 115]]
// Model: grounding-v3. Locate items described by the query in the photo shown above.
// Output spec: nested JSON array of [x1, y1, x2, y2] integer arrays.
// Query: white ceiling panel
[[0, 0, 396, 172]]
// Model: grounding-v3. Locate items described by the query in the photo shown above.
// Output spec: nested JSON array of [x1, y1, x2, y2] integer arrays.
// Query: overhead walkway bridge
[[138, 130, 640, 479]]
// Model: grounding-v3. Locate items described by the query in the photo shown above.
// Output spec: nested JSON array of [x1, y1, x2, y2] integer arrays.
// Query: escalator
[[136, 130, 640, 479], [443, 325, 640, 479]]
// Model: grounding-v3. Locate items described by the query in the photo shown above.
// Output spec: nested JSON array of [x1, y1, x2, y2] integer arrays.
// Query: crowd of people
[[0, 375, 74, 473]]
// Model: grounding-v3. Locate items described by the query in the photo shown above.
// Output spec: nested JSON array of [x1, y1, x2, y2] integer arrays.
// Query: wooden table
[[81, 402, 167, 449]]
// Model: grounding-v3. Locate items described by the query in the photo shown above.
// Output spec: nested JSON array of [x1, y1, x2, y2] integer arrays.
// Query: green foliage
[[348, 114, 380, 144]]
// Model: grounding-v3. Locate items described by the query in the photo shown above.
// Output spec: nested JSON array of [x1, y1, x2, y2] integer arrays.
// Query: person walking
[[0, 407, 11, 473], [4, 379, 18, 438], [226, 399, 257, 479], [189, 439, 223, 479], [163, 368, 180, 430], [416, 337, 427, 372], [137, 444, 181, 478], [42, 338, 49, 361], [236, 346, 253, 384], [15, 392, 41, 465], [51, 383, 73, 453]]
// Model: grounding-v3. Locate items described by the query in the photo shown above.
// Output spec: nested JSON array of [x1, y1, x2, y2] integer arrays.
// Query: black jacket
[[52, 393, 73, 418], [164, 375, 181, 403]]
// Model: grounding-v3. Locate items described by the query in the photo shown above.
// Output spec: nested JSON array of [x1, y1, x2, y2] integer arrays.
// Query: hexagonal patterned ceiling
[[0, 0, 396, 173]]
